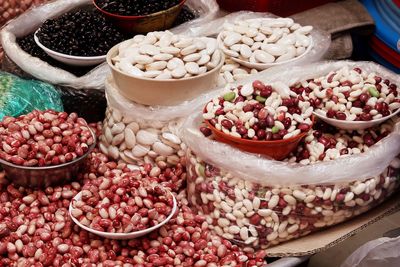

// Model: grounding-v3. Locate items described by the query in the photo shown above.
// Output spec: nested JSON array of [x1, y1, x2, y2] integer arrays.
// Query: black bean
[[36, 10, 125, 57], [172, 5, 197, 26], [95, 0, 181, 16]]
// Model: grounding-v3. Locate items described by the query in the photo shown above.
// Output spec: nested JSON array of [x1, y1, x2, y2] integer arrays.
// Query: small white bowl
[[217, 33, 313, 71], [69, 190, 177, 240], [313, 108, 400, 130], [34, 31, 106, 67]]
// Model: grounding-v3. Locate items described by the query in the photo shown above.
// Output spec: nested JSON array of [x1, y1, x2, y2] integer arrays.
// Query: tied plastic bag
[[99, 77, 218, 169], [341, 236, 400, 267], [0, 72, 63, 120]]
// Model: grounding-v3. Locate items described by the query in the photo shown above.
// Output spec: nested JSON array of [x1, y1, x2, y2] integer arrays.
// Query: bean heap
[[172, 5, 197, 27], [36, 10, 125, 57], [202, 80, 313, 141], [94, 0, 181, 16], [100, 107, 186, 169], [0, 110, 94, 167], [71, 178, 174, 233], [217, 58, 259, 86], [288, 119, 396, 165], [187, 152, 400, 249], [297, 66, 400, 121], [0, 150, 267, 266], [113, 31, 221, 79], [220, 18, 313, 65]]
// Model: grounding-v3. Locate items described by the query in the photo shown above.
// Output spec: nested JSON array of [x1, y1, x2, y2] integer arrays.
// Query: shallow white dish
[[34, 30, 106, 67], [217, 33, 314, 71], [313, 108, 400, 130], [69, 190, 177, 240]]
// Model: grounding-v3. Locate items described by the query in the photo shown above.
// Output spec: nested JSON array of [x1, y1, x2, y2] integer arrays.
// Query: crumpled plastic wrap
[[99, 77, 219, 168], [341, 236, 400, 267], [0, 71, 63, 120]]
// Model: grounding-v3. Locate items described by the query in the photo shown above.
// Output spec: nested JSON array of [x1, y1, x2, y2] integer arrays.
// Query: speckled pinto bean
[[0, 150, 267, 266], [99, 107, 186, 169], [286, 118, 397, 165], [296, 66, 400, 121], [187, 150, 400, 249], [0, 110, 94, 167], [202, 80, 313, 141], [71, 178, 174, 233]]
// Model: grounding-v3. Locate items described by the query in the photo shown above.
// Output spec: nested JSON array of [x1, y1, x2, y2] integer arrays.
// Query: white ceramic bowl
[[34, 31, 106, 67], [217, 33, 313, 71], [106, 43, 225, 106], [313, 108, 400, 130], [69, 190, 177, 239]]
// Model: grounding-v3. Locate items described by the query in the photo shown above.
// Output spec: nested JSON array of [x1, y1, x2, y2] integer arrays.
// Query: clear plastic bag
[[341, 236, 400, 267], [183, 60, 400, 249], [171, 0, 220, 36], [183, 61, 400, 186], [0, 71, 63, 120], [99, 78, 217, 168], [186, 147, 400, 248]]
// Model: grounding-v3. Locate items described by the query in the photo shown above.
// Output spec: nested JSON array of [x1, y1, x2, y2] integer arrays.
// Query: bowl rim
[[106, 42, 225, 82], [92, 0, 186, 19], [217, 30, 314, 69], [204, 115, 314, 145], [312, 108, 400, 128], [34, 30, 107, 61], [69, 189, 178, 239], [0, 129, 96, 170]]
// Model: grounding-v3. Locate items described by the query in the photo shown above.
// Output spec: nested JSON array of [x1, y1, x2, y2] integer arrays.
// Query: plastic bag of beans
[[184, 112, 400, 249], [0, 71, 63, 120], [99, 77, 217, 170], [182, 60, 400, 249]]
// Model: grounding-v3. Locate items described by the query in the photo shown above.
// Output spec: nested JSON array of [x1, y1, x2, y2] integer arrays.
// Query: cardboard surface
[[266, 194, 400, 257]]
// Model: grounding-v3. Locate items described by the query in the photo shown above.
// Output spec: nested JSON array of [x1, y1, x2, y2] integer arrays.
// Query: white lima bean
[[99, 107, 186, 169], [112, 31, 221, 80], [219, 18, 313, 65]]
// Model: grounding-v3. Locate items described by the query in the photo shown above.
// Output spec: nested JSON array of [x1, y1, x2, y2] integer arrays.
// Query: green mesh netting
[[0, 72, 63, 119]]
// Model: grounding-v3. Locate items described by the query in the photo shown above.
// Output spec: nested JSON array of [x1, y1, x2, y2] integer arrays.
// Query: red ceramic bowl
[[205, 116, 314, 160], [93, 0, 186, 34]]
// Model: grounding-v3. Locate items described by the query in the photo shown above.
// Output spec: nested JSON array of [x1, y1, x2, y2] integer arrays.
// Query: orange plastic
[[205, 116, 314, 160], [93, 0, 186, 34]]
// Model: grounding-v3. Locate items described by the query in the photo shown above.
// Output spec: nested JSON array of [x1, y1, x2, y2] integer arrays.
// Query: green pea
[[368, 87, 379, 98], [256, 95, 267, 103], [271, 126, 279, 134], [223, 92, 236, 102], [198, 164, 205, 177]]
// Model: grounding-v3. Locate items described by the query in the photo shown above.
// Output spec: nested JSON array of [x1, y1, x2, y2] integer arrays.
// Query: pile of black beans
[[36, 10, 125, 57], [95, 0, 181, 16], [173, 5, 197, 26]]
